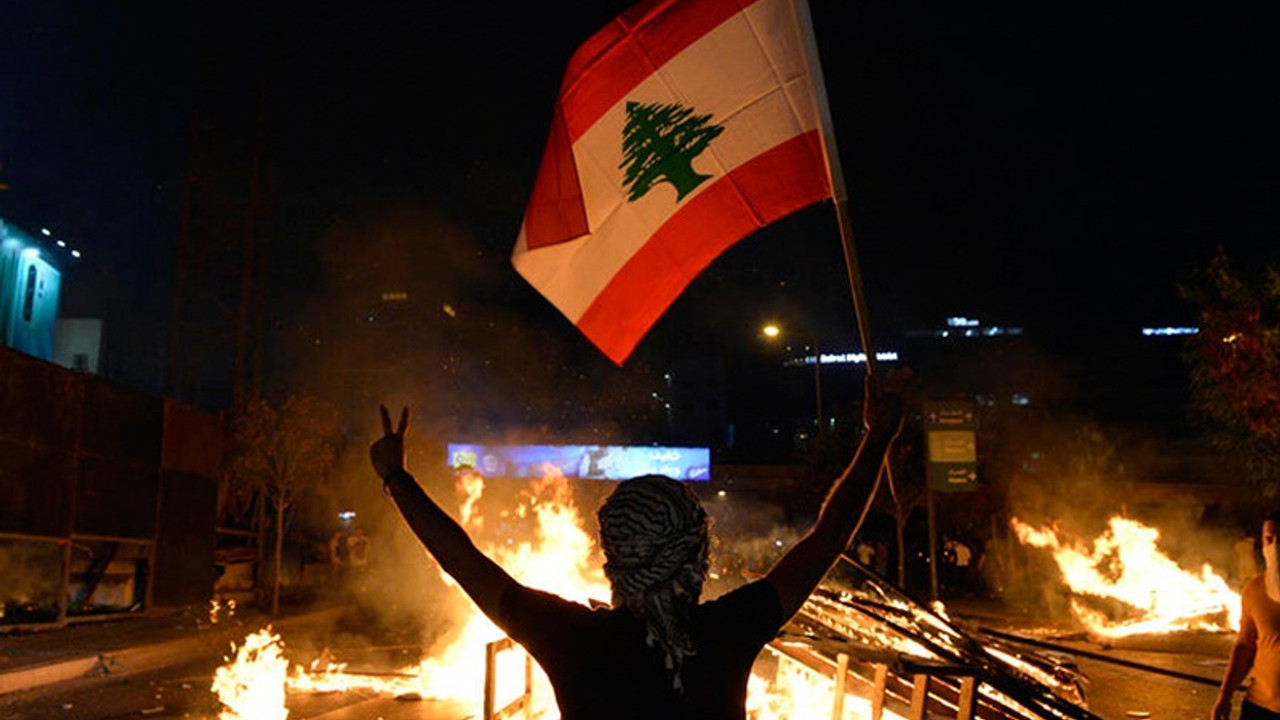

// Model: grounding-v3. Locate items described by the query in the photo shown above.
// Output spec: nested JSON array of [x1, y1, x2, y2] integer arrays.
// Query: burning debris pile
[[755, 560, 1097, 720], [1010, 516, 1240, 638], [210, 467, 1101, 719]]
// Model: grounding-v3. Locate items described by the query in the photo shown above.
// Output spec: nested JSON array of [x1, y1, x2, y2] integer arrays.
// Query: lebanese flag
[[512, 0, 836, 365]]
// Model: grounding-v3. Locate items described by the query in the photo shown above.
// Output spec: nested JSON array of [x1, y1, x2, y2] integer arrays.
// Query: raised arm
[[371, 405, 517, 619], [764, 377, 904, 620]]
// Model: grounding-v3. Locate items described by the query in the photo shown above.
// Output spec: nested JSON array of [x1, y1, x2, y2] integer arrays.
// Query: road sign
[[924, 401, 978, 492]]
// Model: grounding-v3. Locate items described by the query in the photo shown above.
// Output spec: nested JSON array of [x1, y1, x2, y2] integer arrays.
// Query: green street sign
[[928, 461, 979, 492], [924, 401, 978, 492], [927, 429, 976, 463], [923, 401, 977, 429]]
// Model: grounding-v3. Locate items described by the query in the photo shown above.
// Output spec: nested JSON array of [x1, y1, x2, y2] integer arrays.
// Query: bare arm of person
[[764, 376, 905, 621], [1213, 602, 1258, 720], [371, 405, 517, 619]]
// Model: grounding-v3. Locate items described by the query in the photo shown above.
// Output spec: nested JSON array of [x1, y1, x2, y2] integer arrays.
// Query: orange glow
[[216, 465, 1029, 719], [211, 628, 290, 720], [1011, 515, 1240, 636], [747, 653, 909, 720]]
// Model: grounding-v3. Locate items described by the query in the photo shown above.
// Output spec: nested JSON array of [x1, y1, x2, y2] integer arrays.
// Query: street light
[[761, 323, 823, 434]]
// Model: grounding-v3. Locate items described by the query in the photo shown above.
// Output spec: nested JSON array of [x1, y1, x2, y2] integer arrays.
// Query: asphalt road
[[1004, 631, 1233, 720], [0, 610, 1242, 720], [0, 655, 472, 720]]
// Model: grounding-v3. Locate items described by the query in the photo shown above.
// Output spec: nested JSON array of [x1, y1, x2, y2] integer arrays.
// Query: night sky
[[2, 1, 1277, 397]]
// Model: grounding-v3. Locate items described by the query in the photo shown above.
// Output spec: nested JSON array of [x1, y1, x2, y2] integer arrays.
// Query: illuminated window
[[22, 265, 37, 321]]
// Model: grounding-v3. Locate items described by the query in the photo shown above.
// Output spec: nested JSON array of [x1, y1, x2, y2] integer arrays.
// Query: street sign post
[[922, 400, 978, 601]]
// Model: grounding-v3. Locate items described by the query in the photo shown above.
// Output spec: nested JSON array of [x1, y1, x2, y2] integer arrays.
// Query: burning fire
[[747, 653, 907, 720], [298, 465, 608, 714], [209, 597, 237, 624], [211, 628, 289, 720], [213, 465, 614, 718], [212, 464, 938, 719], [1011, 515, 1241, 636]]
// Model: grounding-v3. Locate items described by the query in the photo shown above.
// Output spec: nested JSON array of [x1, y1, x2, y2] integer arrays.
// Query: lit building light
[[1141, 327, 1199, 337], [70, 249, 81, 258], [905, 321, 1024, 339], [40, 228, 51, 236], [21, 247, 39, 259], [1223, 333, 1240, 344], [56, 240, 66, 248], [782, 350, 899, 368]]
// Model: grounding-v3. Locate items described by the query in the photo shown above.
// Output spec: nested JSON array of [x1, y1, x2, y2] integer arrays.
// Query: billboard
[[0, 222, 62, 361], [446, 443, 711, 482]]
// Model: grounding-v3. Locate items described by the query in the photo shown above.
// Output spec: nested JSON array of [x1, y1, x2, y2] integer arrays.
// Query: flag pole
[[797, 0, 899, 506], [796, 0, 878, 378]]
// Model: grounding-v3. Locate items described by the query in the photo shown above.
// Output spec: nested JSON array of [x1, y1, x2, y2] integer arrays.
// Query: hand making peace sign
[[370, 405, 410, 480]]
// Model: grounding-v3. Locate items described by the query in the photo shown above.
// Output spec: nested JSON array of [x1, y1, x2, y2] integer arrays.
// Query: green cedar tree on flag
[[512, 0, 836, 365]]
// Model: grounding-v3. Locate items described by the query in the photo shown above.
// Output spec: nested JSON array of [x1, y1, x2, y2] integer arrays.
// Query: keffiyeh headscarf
[[597, 475, 710, 691]]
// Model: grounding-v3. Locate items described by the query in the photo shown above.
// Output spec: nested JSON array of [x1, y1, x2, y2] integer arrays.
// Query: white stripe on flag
[[515, 0, 820, 322]]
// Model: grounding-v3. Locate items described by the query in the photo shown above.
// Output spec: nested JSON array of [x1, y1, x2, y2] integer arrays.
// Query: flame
[[213, 464, 950, 719], [805, 593, 937, 658], [212, 464, 610, 719], [747, 652, 909, 720], [1011, 515, 1241, 636], [211, 628, 290, 720], [209, 597, 237, 624], [456, 466, 486, 529]]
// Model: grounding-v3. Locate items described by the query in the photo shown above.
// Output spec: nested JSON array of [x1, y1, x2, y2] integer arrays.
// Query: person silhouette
[[1215, 510, 1280, 720], [370, 377, 904, 719]]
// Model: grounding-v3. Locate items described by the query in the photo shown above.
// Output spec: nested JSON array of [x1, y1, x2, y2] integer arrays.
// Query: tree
[[1181, 247, 1280, 495], [875, 424, 928, 587], [227, 394, 343, 614], [619, 100, 724, 202]]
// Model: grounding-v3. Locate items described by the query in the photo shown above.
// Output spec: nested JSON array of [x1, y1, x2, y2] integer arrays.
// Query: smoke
[[272, 200, 660, 446]]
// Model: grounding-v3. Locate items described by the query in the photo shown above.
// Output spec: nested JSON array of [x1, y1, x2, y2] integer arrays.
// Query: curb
[[0, 605, 352, 697]]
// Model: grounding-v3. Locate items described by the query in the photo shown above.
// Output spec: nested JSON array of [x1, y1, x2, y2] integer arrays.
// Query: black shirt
[[497, 579, 783, 720]]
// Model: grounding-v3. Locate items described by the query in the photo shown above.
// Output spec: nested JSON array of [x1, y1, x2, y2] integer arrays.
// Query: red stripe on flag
[[576, 131, 830, 364], [561, 0, 766, 142], [523, 104, 590, 250]]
